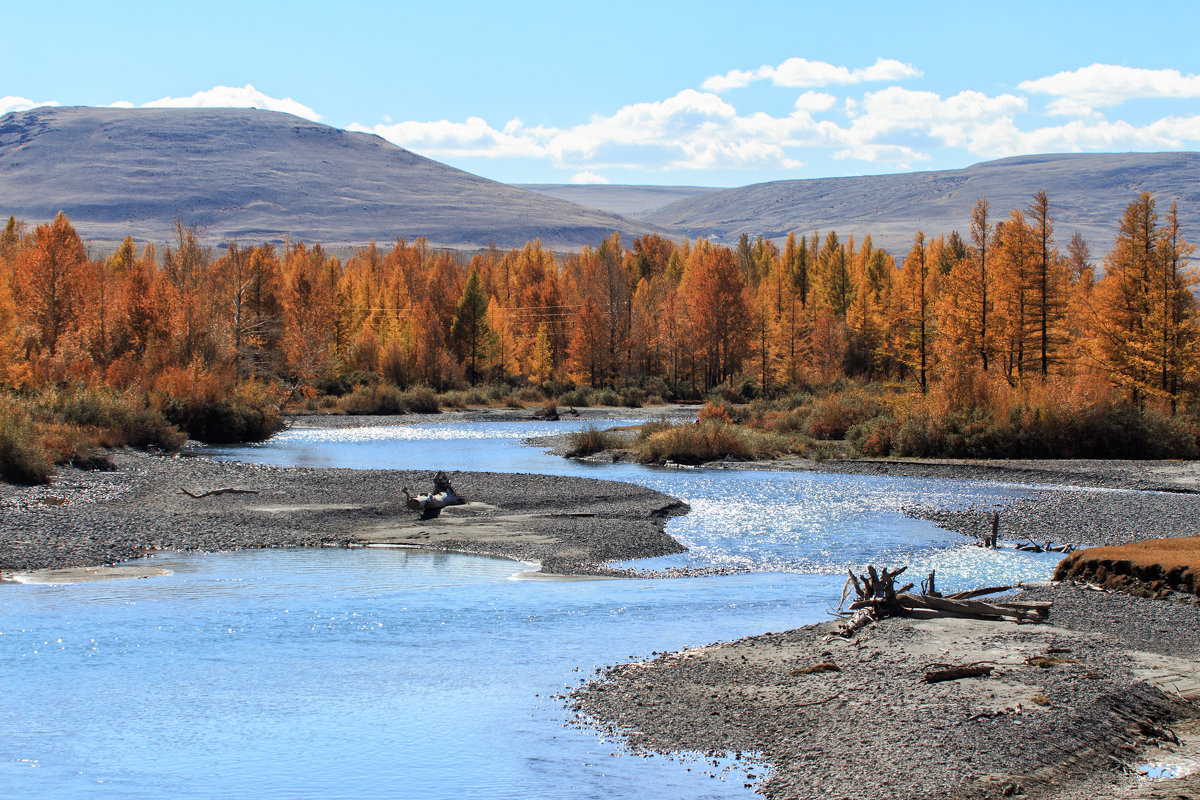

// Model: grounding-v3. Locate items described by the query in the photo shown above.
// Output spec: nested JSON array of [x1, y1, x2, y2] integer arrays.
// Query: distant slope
[[0, 107, 663, 250], [641, 153, 1200, 255], [514, 184, 723, 217]]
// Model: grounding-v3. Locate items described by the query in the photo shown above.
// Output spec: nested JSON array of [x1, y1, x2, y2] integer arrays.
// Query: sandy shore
[[0, 449, 687, 580]]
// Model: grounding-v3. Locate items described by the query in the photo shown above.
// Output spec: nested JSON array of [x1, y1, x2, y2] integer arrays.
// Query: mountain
[[638, 153, 1200, 255], [0, 106, 663, 250], [514, 184, 723, 217]]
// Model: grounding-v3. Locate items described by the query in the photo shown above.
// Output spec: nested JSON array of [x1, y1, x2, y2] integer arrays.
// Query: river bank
[[570, 582, 1200, 800], [0, 449, 687, 579]]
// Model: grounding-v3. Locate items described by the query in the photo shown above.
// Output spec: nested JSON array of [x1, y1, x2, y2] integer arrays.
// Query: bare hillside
[[0, 106, 663, 250], [639, 153, 1200, 255]]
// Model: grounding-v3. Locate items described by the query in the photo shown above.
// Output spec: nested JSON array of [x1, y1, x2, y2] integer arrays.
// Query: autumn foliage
[[1, 188, 1198, 481]]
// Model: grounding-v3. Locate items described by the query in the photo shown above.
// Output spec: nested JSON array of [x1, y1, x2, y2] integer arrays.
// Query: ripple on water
[[1, 418, 1076, 799]]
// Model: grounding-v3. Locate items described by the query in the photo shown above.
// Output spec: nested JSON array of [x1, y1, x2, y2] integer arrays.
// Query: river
[[0, 417, 1061, 799]]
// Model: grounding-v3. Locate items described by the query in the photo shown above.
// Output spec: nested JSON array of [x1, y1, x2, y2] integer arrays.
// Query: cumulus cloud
[[702, 57, 920, 91], [0, 96, 58, 115], [570, 171, 609, 184], [141, 84, 321, 121], [354, 88, 833, 173], [348, 116, 554, 159], [1019, 64, 1200, 116], [347, 60, 1200, 178]]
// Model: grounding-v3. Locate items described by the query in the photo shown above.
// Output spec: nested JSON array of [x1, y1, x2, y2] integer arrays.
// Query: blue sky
[[4, 0, 1200, 186]]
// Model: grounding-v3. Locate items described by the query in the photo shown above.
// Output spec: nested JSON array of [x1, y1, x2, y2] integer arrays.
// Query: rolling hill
[[635, 153, 1200, 255], [0, 106, 663, 250]]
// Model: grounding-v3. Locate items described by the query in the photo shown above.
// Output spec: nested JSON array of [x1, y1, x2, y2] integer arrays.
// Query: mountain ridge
[[0, 106, 663, 250]]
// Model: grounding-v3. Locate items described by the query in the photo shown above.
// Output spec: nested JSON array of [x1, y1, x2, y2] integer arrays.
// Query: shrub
[[805, 389, 882, 440], [566, 425, 620, 457], [516, 386, 546, 403], [52, 386, 185, 450], [634, 420, 788, 465], [401, 387, 440, 414], [596, 389, 621, 407], [162, 398, 279, 444], [558, 388, 591, 408], [342, 383, 407, 415], [619, 387, 647, 408], [847, 416, 899, 456], [0, 400, 52, 485], [635, 417, 676, 442]]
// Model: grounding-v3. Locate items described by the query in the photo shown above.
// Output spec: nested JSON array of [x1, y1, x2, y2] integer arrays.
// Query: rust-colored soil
[[1055, 536, 1200, 598]]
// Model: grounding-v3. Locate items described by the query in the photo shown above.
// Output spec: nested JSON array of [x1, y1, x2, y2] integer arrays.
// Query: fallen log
[[925, 664, 994, 683], [179, 487, 260, 499]]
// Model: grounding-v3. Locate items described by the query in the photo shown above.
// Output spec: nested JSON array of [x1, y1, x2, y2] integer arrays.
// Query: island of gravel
[[0, 447, 688, 580]]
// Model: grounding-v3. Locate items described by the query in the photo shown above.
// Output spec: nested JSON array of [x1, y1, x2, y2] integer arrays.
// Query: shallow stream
[[1, 418, 1062, 799]]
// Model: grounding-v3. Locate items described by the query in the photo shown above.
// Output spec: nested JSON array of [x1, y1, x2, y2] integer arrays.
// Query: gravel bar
[[0, 449, 687, 577]]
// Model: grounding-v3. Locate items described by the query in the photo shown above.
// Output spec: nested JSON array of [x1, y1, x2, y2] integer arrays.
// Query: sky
[[4, 0, 1200, 187]]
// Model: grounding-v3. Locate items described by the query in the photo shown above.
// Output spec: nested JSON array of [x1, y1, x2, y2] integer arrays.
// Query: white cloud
[[347, 60, 1200, 177], [141, 84, 321, 121], [349, 116, 554, 159], [108, 101, 135, 108], [0, 96, 58, 115], [794, 92, 837, 112], [1019, 64, 1200, 117], [570, 171, 609, 184], [702, 57, 920, 92]]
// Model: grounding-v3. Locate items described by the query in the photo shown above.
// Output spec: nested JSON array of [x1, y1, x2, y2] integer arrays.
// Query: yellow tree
[[1089, 193, 1161, 406], [889, 232, 934, 392], [679, 242, 750, 389], [19, 212, 86, 360], [993, 210, 1037, 383]]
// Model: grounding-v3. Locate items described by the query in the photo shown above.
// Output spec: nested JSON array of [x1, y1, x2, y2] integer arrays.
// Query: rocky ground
[[571, 582, 1200, 800], [0, 449, 687, 578]]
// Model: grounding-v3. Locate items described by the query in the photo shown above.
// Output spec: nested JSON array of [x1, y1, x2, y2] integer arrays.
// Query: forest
[[1, 190, 1197, 482]]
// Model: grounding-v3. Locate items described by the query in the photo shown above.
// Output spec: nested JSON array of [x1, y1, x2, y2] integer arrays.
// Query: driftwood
[[836, 566, 1051, 637], [925, 664, 994, 683], [1016, 539, 1078, 554], [179, 487, 260, 499], [403, 471, 466, 514]]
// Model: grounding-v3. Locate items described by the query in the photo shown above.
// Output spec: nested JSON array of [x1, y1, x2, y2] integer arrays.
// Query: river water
[[0, 418, 1061, 799]]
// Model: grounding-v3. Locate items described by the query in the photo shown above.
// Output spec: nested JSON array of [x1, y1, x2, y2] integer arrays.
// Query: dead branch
[[179, 487, 260, 499], [925, 665, 994, 683], [404, 471, 466, 515], [839, 565, 1050, 626], [945, 586, 1014, 600]]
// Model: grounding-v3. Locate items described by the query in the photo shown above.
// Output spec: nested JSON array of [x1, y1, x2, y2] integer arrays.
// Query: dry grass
[[634, 420, 791, 465], [1055, 536, 1200, 597]]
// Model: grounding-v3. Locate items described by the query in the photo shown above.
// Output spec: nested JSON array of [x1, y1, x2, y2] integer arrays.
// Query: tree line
[[1, 190, 1196, 415]]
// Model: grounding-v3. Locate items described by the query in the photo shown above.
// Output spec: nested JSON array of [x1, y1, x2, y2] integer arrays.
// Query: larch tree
[[680, 242, 750, 389], [20, 211, 86, 359], [968, 198, 994, 371], [1090, 193, 1162, 407], [449, 266, 493, 384], [890, 232, 934, 392], [1027, 191, 1067, 377]]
